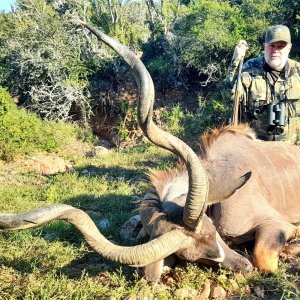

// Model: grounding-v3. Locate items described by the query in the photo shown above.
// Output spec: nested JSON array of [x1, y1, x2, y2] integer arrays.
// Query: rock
[[174, 287, 198, 299], [254, 286, 265, 298], [131, 195, 140, 202], [99, 139, 114, 149], [210, 283, 226, 300], [85, 210, 102, 219], [98, 219, 110, 229], [28, 154, 73, 175], [123, 295, 137, 300], [195, 279, 211, 299], [85, 146, 109, 157], [85, 150, 96, 158], [85, 140, 113, 157], [43, 232, 57, 242], [229, 279, 239, 290], [120, 215, 143, 241]]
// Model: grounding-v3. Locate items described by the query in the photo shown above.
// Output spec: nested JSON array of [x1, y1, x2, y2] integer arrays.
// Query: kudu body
[[0, 23, 254, 280], [146, 124, 300, 277]]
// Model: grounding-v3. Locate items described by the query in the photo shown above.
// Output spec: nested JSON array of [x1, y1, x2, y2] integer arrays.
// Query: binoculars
[[267, 102, 285, 127]]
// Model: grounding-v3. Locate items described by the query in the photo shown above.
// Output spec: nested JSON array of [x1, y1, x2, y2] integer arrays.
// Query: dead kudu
[[144, 124, 300, 279], [1, 23, 261, 281]]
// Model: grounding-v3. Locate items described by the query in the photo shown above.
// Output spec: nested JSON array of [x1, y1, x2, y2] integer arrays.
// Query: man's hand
[[232, 40, 249, 61]]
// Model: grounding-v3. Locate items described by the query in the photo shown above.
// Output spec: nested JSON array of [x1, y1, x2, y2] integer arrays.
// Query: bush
[[0, 87, 90, 161], [160, 104, 185, 136], [0, 87, 15, 116], [0, 1, 93, 122], [182, 96, 230, 145], [170, 0, 281, 89]]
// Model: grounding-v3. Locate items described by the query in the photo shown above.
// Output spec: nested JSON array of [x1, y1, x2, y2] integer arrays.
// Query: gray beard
[[264, 53, 288, 71]]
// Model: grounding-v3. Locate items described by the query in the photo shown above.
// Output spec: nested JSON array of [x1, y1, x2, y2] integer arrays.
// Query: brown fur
[[145, 123, 300, 273], [148, 166, 186, 201], [141, 149, 254, 276], [200, 124, 256, 154], [253, 245, 279, 272]]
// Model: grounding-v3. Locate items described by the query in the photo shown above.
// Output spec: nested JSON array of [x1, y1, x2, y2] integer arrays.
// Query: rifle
[[232, 56, 244, 126]]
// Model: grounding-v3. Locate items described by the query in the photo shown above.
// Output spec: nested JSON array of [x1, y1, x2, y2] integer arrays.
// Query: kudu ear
[[208, 171, 251, 204]]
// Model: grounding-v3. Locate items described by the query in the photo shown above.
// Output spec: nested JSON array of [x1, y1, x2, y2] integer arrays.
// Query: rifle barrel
[[232, 56, 244, 126]]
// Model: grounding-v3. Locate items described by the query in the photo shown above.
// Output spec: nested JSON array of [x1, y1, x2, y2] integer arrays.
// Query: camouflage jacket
[[225, 55, 300, 144]]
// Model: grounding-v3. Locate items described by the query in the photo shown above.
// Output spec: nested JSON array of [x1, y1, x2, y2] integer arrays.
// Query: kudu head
[[78, 22, 252, 267], [0, 22, 252, 280]]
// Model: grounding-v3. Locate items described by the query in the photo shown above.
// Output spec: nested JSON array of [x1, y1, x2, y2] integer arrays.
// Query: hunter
[[225, 25, 300, 144]]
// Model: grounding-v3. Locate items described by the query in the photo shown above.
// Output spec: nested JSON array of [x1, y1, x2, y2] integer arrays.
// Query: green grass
[[0, 143, 300, 299]]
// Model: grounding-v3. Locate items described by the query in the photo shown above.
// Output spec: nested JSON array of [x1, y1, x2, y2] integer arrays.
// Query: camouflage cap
[[265, 25, 291, 44]]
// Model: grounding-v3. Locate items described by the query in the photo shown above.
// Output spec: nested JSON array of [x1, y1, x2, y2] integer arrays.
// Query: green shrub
[[0, 87, 15, 116], [160, 104, 185, 136], [182, 96, 230, 143], [75, 125, 99, 144], [116, 102, 187, 145], [0, 87, 91, 161], [147, 56, 172, 77]]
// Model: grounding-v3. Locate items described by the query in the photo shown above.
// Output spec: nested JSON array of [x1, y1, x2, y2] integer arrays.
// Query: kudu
[[143, 123, 300, 279], [0, 23, 253, 280]]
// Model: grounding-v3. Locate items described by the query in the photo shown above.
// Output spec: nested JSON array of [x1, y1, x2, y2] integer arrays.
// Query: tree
[[280, 0, 300, 58], [0, 0, 93, 122], [171, 0, 282, 86]]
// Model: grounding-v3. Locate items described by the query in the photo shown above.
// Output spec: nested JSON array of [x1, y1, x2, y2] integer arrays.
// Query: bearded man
[[225, 25, 300, 144]]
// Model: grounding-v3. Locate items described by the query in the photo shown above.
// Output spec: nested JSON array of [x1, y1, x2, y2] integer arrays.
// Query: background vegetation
[[0, 0, 299, 145], [1, 0, 300, 299]]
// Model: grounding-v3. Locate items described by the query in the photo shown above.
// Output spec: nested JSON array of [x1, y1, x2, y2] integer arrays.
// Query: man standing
[[225, 25, 300, 144]]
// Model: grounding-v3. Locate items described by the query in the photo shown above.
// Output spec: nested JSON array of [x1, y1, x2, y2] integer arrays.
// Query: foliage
[[159, 104, 185, 136], [0, 87, 15, 115], [182, 96, 230, 141], [91, 0, 150, 50], [0, 0, 299, 151], [143, 32, 187, 88], [1, 0, 300, 298], [116, 102, 188, 146], [280, 0, 300, 58], [0, 0, 94, 122], [174, 0, 277, 87], [0, 0, 152, 123], [0, 0, 298, 134], [116, 101, 142, 146], [0, 87, 92, 161]]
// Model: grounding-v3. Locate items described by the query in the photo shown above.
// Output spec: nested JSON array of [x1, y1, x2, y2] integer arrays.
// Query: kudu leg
[[284, 243, 300, 256], [253, 221, 297, 272], [144, 232, 177, 282], [284, 224, 300, 255], [144, 255, 177, 282]]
